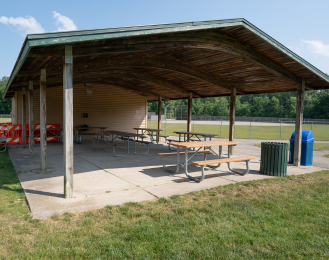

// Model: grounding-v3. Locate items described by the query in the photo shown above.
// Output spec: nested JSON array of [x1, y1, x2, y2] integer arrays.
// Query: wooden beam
[[22, 87, 27, 148], [63, 45, 74, 199], [28, 81, 34, 157], [16, 57, 242, 93], [187, 92, 192, 141], [293, 80, 305, 166], [40, 69, 47, 171], [27, 32, 304, 87], [157, 96, 162, 142], [229, 87, 236, 155], [86, 69, 200, 97]]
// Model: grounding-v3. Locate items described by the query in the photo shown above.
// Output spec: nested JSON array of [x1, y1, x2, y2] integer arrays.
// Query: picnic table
[[159, 140, 254, 182], [167, 131, 217, 150], [74, 127, 107, 143], [94, 130, 151, 156], [133, 127, 163, 144]]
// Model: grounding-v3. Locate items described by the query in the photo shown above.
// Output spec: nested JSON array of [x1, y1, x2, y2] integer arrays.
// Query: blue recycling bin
[[289, 130, 314, 166]]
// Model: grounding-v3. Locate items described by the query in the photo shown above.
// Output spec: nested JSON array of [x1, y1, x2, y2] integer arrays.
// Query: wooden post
[[64, 45, 74, 198], [157, 95, 162, 142], [28, 81, 34, 157], [293, 80, 305, 166], [229, 88, 236, 155], [187, 92, 192, 141], [40, 69, 47, 171], [22, 88, 27, 148]]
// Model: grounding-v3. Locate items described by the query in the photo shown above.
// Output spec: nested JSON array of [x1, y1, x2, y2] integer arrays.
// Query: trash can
[[289, 130, 314, 166], [260, 142, 288, 176]]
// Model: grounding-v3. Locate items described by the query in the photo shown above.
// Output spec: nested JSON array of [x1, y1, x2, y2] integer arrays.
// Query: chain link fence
[[147, 105, 329, 141]]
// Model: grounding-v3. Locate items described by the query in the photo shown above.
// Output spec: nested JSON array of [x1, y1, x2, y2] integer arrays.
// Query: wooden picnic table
[[173, 131, 217, 142], [161, 140, 254, 182], [133, 127, 163, 144]]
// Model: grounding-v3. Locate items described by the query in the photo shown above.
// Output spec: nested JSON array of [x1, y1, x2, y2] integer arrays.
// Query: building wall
[[14, 83, 147, 132]]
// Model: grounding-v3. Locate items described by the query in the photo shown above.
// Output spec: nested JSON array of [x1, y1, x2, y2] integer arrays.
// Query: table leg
[[184, 148, 205, 182], [163, 146, 181, 173]]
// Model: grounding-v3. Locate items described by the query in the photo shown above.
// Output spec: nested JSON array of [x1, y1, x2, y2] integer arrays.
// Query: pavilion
[[3, 18, 329, 198]]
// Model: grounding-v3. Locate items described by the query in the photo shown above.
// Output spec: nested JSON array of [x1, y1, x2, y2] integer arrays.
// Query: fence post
[[220, 120, 222, 138], [249, 121, 251, 138], [280, 121, 282, 140]]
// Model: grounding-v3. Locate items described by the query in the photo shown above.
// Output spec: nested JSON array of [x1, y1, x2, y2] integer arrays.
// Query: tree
[[0, 76, 11, 114]]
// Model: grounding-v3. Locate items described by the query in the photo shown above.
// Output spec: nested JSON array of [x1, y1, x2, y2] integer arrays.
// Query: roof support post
[[157, 95, 162, 143], [22, 87, 26, 148], [293, 80, 305, 166], [229, 87, 236, 155], [40, 69, 47, 171], [187, 92, 192, 141], [63, 45, 74, 199], [28, 81, 34, 157]]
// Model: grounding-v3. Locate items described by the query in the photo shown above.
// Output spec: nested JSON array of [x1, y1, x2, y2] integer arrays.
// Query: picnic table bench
[[162, 140, 254, 182]]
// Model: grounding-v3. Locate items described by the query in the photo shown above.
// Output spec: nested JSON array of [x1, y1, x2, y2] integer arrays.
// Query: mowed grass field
[[0, 118, 11, 123], [148, 121, 329, 141], [1, 150, 329, 259]]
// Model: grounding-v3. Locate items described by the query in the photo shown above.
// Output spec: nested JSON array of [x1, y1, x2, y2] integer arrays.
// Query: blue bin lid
[[290, 130, 314, 143]]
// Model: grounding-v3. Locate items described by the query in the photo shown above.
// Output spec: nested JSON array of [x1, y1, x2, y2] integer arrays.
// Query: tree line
[[0, 76, 11, 114], [148, 90, 329, 119]]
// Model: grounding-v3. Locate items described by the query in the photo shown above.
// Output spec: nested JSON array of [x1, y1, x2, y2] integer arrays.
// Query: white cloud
[[52, 11, 77, 31], [302, 40, 329, 57], [0, 15, 45, 35]]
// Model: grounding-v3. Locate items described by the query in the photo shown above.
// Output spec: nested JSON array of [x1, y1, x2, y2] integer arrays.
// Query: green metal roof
[[4, 18, 329, 99]]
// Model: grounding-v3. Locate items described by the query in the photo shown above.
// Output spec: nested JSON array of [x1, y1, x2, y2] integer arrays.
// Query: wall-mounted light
[[85, 83, 92, 95]]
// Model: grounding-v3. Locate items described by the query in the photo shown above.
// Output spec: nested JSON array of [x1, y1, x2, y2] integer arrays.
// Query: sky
[[1, 0, 329, 78]]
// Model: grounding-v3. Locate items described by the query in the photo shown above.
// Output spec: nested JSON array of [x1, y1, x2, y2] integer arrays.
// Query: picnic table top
[[174, 131, 217, 137], [133, 128, 163, 132], [103, 130, 141, 137], [74, 127, 107, 130], [168, 140, 241, 149]]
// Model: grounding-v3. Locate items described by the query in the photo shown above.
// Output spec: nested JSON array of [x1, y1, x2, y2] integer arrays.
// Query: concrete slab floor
[[9, 140, 327, 219]]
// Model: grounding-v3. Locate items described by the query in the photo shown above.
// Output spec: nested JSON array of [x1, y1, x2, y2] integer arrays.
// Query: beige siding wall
[[15, 84, 147, 132]]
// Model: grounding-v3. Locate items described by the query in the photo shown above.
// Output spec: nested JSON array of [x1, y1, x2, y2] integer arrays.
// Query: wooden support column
[[293, 80, 305, 166], [22, 88, 26, 148], [187, 92, 192, 141], [28, 81, 34, 157], [64, 45, 74, 198], [157, 95, 162, 142], [229, 87, 236, 155], [40, 69, 47, 171]]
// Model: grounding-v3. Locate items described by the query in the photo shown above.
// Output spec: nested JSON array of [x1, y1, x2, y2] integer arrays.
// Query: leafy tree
[[0, 76, 11, 114]]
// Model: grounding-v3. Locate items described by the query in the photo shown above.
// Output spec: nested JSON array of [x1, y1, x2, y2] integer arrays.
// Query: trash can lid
[[290, 130, 314, 143]]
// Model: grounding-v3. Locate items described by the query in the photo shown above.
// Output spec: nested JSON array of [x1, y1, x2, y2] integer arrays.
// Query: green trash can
[[260, 142, 288, 176]]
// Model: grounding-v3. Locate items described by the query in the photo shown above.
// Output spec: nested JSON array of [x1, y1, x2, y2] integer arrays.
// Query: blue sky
[[1, 0, 329, 78]]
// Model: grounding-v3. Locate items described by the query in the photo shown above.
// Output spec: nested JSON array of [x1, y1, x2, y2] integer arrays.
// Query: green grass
[[324, 154, 329, 158], [1, 150, 329, 259], [0, 118, 11, 123], [150, 121, 329, 141], [255, 142, 329, 151]]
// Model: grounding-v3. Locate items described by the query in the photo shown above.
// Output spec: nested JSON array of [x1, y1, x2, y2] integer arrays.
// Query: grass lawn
[[0, 118, 11, 123], [1, 150, 329, 259], [255, 142, 329, 151], [148, 121, 329, 141], [324, 154, 329, 158]]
